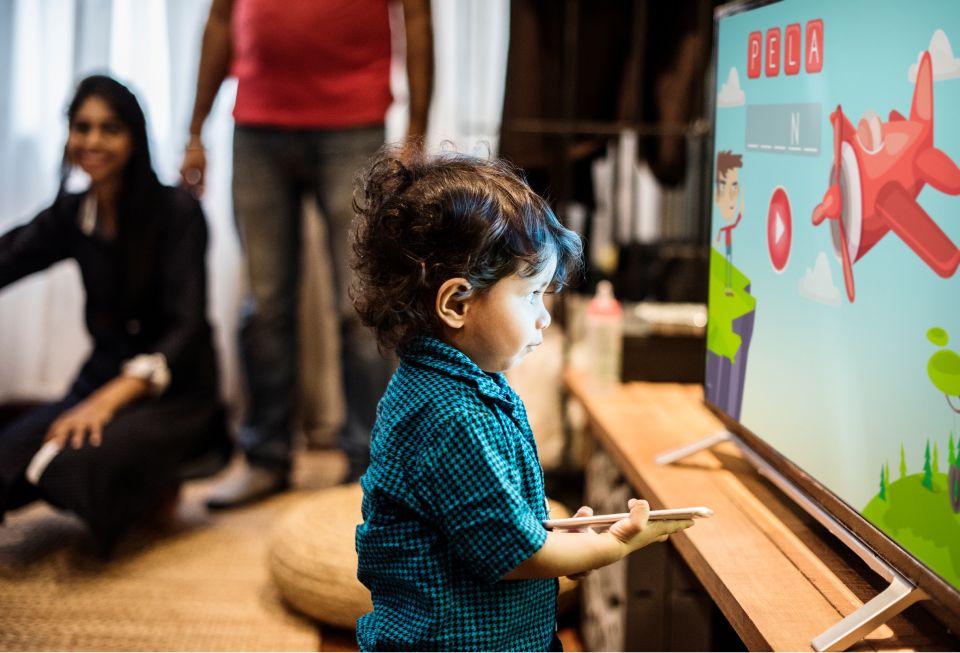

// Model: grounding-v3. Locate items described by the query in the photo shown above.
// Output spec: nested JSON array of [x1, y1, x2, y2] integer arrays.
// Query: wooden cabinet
[[581, 447, 725, 651]]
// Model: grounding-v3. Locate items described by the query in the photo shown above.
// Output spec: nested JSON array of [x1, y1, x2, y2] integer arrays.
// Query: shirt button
[[127, 319, 141, 334]]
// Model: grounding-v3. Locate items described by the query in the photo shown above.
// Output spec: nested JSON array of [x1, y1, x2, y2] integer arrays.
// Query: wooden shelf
[[563, 370, 957, 651]]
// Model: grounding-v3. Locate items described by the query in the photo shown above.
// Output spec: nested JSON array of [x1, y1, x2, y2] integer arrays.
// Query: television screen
[[705, 0, 960, 616]]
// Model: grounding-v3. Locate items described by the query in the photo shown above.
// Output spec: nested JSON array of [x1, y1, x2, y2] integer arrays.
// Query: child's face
[[456, 255, 557, 373]]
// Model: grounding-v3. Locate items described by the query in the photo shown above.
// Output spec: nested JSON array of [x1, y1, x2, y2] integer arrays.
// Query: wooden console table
[[563, 370, 956, 651]]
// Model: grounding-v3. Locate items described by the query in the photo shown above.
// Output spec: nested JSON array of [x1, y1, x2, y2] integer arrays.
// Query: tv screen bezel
[[705, 0, 960, 632]]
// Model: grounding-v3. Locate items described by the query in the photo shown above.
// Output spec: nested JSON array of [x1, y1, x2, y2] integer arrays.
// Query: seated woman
[[0, 75, 230, 554]]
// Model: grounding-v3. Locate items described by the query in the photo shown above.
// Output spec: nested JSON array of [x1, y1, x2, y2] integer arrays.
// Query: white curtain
[[0, 0, 509, 415]]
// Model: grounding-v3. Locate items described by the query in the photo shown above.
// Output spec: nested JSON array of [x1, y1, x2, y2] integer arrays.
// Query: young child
[[351, 148, 695, 651]]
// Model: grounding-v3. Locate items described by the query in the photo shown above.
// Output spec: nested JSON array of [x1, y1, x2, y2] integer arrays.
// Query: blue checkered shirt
[[355, 337, 559, 651]]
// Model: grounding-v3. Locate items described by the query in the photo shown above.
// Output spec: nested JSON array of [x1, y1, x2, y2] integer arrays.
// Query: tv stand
[[813, 577, 925, 652], [656, 430, 928, 651], [654, 428, 733, 466], [563, 370, 957, 651]]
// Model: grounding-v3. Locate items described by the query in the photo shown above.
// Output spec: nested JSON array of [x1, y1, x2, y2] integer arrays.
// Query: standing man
[[715, 150, 743, 297], [181, 0, 433, 508]]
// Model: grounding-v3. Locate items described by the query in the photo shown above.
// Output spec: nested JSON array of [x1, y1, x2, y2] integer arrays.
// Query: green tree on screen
[[900, 444, 908, 479], [923, 440, 934, 491]]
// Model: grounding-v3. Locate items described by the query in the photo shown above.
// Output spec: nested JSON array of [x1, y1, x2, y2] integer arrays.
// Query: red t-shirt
[[231, 0, 393, 128]]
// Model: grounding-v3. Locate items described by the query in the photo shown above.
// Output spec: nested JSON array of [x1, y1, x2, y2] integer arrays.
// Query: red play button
[[767, 186, 792, 272]]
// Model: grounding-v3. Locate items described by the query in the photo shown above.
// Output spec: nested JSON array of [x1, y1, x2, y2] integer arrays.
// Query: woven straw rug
[[0, 451, 350, 652]]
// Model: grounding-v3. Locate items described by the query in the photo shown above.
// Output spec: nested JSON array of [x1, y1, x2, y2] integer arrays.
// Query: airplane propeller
[[812, 105, 857, 301]]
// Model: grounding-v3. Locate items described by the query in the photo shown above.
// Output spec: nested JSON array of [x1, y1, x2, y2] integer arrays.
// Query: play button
[[767, 186, 792, 272]]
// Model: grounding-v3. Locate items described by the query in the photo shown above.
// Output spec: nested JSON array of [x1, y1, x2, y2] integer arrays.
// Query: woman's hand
[[561, 505, 596, 581], [45, 395, 116, 449], [608, 498, 694, 554], [44, 376, 150, 449]]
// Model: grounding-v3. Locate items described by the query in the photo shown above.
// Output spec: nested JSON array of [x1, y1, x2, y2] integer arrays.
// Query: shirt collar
[[404, 337, 519, 415], [79, 194, 98, 236]]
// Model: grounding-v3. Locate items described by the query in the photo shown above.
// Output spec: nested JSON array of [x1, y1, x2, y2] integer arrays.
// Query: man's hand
[[180, 136, 207, 198]]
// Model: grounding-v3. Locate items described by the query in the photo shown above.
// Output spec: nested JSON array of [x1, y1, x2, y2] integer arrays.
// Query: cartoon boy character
[[715, 150, 744, 296]]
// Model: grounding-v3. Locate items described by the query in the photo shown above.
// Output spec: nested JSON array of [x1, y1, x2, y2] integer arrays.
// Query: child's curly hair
[[351, 147, 583, 354]]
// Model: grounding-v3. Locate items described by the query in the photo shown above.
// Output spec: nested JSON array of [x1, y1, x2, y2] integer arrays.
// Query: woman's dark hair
[[59, 74, 163, 309], [352, 147, 583, 354]]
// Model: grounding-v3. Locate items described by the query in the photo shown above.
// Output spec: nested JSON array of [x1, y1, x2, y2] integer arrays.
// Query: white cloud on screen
[[717, 67, 745, 108], [908, 29, 960, 82], [799, 252, 841, 306]]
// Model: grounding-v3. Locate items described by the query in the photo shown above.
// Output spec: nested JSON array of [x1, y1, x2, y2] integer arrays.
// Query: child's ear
[[435, 278, 472, 329]]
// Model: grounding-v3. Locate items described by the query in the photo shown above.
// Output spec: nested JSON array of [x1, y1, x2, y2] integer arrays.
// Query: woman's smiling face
[[67, 95, 133, 187]]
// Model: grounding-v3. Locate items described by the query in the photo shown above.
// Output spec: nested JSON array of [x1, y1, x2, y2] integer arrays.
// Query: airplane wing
[[876, 182, 960, 278], [916, 147, 960, 195]]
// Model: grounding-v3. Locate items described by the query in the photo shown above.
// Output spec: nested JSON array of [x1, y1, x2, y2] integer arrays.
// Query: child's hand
[[608, 498, 694, 554], [560, 506, 596, 581]]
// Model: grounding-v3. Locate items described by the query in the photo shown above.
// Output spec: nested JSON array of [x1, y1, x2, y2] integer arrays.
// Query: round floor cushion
[[268, 483, 576, 629], [268, 483, 370, 629]]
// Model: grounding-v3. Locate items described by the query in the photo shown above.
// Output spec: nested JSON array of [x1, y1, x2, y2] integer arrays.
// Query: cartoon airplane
[[811, 50, 960, 302]]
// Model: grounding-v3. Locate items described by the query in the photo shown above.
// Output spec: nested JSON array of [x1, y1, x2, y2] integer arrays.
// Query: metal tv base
[[655, 430, 928, 652]]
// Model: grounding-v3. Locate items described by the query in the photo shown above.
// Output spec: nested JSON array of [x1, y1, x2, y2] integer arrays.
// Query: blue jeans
[[232, 125, 390, 475]]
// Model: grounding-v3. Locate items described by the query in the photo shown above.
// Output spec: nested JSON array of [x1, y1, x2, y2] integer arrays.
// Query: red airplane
[[811, 50, 960, 302]]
